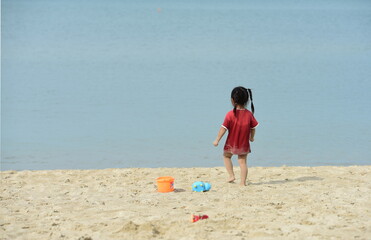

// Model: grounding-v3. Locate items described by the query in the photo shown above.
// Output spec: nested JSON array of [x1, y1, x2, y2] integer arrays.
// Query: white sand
[[1, 166, 370, 240]]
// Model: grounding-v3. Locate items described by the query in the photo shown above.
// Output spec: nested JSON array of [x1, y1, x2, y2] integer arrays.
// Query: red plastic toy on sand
[[191, 214, 209, 223]]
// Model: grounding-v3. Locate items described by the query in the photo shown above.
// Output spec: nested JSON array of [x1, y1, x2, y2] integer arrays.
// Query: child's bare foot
[[240, 182, 247, 186], [227, 176, 236, 183]]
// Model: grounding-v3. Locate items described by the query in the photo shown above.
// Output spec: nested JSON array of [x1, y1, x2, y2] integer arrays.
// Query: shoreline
[[1, 166, 370, 239], [2, 163, 370, 172]]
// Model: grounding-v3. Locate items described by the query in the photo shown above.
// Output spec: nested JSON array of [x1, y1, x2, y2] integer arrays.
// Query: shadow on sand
[[250, 176, 323, 185], [174, 188, 186, 193]]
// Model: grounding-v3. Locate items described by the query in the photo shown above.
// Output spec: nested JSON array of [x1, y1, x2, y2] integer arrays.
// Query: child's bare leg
[[223, 152, 235, 183], [238, 154, 248, 186]]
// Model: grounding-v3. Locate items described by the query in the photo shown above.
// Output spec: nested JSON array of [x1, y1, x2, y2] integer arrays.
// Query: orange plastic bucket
[[156, 176, 174, 193]]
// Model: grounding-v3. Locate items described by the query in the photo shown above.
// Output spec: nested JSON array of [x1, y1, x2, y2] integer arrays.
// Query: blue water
[[2, 0, 371, 170]]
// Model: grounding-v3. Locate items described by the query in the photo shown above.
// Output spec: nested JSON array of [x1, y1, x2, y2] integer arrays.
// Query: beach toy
[[191, 214, 209, 223], [203, 182, 211, 191], [192, 181, 211, 192], [156, 176, 174, 193]]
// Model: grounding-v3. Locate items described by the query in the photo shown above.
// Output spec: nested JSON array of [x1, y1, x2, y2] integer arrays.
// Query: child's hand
[[213, 140, 219, 146], [249, 137, 254, 142]]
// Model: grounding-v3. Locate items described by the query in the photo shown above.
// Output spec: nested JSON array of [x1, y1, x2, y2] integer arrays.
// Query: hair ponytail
[[231, 86, 255, 116], [247, 88, 255, 114]]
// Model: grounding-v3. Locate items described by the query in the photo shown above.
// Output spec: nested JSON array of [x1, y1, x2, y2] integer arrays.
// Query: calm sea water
[[2, 0, 371, 170]]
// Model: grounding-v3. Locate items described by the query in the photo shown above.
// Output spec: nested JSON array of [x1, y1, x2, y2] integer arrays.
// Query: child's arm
[[213, 127, 227, 146], [250, 128, 256, 142]]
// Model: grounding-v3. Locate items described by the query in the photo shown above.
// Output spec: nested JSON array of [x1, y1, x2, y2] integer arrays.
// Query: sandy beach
[[1, 166, 370, 240]]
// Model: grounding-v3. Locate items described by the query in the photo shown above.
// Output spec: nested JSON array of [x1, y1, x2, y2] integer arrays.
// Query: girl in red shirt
[[213, 86, 258, 186]]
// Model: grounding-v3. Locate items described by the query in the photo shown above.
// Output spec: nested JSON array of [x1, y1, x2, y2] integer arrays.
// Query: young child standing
[[213, 86, 259, 186]]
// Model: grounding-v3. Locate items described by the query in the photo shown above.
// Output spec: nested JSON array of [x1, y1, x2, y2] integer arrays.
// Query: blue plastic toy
[[192, 181, 212, 192], [203, 182, 211, 191]]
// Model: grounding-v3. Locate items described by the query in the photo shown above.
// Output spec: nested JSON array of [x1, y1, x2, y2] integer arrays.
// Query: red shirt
[[222, 109, 259, 155]]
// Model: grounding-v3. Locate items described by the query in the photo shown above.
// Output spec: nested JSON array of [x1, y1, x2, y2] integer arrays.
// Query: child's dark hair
[[231, 86, 255, 115]]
